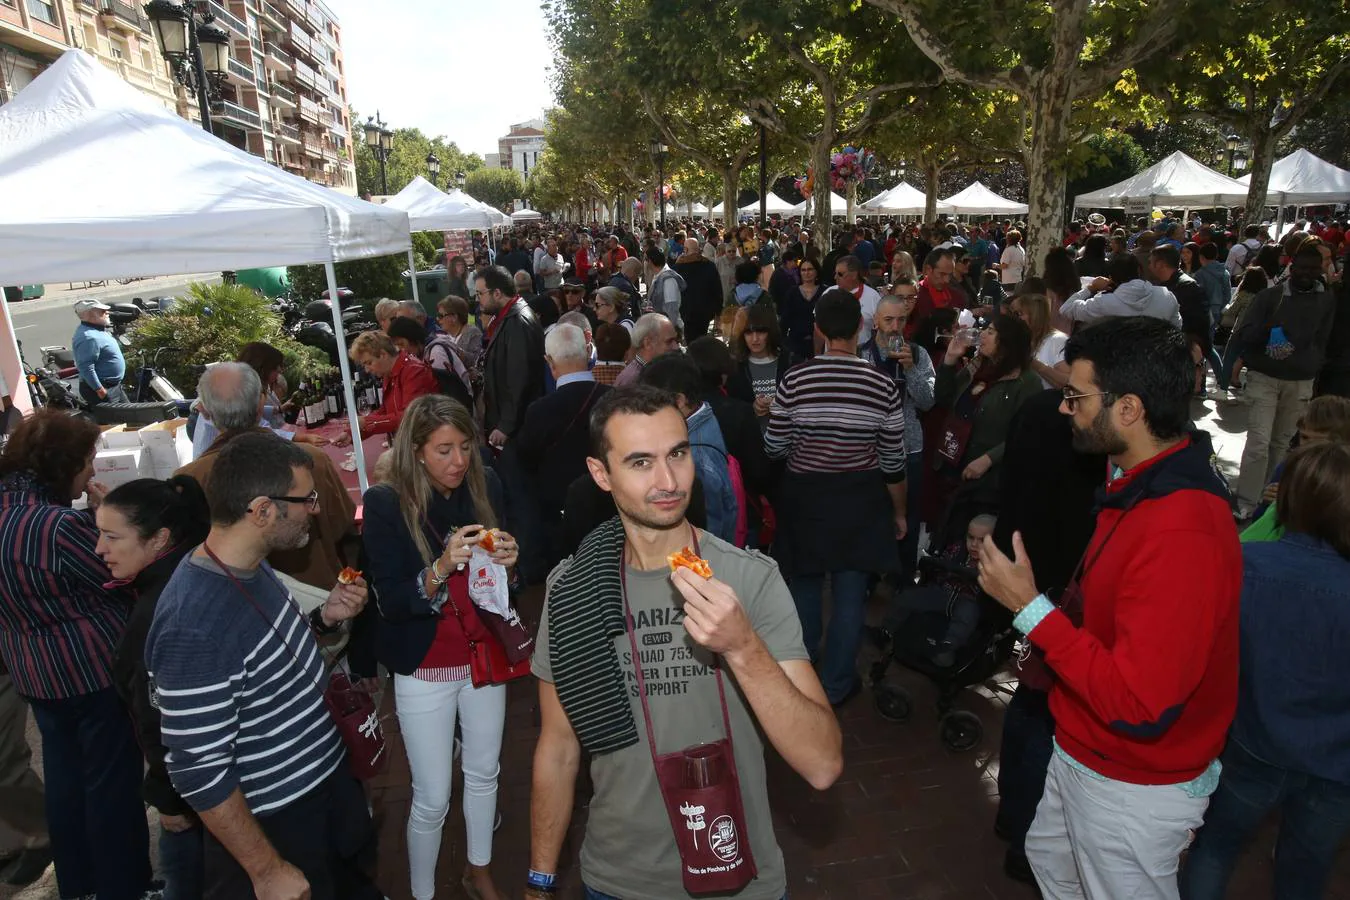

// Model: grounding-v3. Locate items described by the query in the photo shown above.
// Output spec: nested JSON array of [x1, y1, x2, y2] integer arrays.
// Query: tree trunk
[[811, 137, 833, 256], [846, 182, 857, 224], [1243, 127, 1278, 226], [722, 167, 740, 229], [1022, 74, 1074, 280], [924, 161, 940, 223]]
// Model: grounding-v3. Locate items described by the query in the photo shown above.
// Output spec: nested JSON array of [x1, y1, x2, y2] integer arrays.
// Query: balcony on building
[[276, 121, 301, 144], [211, 99, 262, 131], [298, 95, 322, 125], [226, 56, 255, 86], [262, 41, 292, 71], [195, 0, 248, 38], [260, 0, 286, 28], [268, 79, 296, 108], [98, 0, 152, 33], [283, 0, 305, 17]]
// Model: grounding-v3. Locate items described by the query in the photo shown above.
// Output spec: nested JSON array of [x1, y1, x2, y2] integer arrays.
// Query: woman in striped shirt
[[0, 410, 154, 899], [765, 288, 909, 707]]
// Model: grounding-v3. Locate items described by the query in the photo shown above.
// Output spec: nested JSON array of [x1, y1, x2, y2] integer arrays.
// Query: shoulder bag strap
[[621, 528, 735, 762], [545, 381, 603, 455], [200, 544, 326, 691]]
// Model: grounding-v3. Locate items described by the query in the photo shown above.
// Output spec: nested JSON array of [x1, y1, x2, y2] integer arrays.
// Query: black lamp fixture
[[1223, 132, 1245, 176], [363, 111, 394, 194], [144, 0, 231, 133], [454, 170, 466, 190], [426, 152, 441, 186], [648, 138, 669, 229]]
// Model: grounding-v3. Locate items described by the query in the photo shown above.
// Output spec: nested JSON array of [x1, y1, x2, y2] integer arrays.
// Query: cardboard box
[[138, 418, 193, 472], [99, 424, 143, 450], [93, 447, 151, 489]]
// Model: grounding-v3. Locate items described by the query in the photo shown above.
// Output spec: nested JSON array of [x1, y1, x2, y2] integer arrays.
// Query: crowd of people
[[0, 205, 1346, 900]]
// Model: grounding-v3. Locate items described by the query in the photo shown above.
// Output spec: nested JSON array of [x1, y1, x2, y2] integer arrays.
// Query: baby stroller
[[868, 541, 1019, 752]]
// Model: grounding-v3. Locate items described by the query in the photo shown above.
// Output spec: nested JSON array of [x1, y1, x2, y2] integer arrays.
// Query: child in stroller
[[868, 513, 1018, 750], [883, 514, 996, 667]]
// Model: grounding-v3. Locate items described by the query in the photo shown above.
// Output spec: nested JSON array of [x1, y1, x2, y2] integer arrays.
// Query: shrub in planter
[[127, 281, 330, 396]]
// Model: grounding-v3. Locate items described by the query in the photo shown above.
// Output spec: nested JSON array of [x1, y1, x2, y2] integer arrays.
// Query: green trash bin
[[235, 267, 291, 298], [405, 269, 451, 318]]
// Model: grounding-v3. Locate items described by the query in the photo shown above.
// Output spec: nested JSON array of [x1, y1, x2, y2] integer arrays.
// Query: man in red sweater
[[978, 316, 1241, 900]]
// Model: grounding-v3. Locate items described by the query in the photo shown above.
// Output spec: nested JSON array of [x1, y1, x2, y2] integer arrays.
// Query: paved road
[[6, 274, 220, 369]]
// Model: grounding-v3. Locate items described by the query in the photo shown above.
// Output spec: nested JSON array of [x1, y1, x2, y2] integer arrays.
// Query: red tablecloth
[[290, 420, 388, 525]]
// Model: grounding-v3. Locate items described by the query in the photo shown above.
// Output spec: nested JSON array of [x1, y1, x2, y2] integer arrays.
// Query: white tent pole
[[408, 248, 421, 305], [325, 260, 368, 495]]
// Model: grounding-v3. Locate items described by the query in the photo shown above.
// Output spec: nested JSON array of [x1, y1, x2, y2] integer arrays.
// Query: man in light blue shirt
[[71, 300, 126, 405]]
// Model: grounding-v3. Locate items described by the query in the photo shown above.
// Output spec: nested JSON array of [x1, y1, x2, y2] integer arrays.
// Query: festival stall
[[383, 176, 499, 304], [511, 208, 543, 222], [1073, 151, 1249, 214], [0, 49, 411, 491], [1239, 148, 1350, 231], [788, 191, 849, 217], [738, 193, 799, 217], [940, 181, 1029, 217], [861, 182, 953, 216]]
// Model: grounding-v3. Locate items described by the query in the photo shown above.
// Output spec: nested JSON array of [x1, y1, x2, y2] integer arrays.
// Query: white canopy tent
[[444, 188, 512, 228], [511, 208, 543, 222], [383, 176, 501, 305], [861, 182, 953, 216], [0, 49, 413, 490], [1074, 151, 1250, 209], [1239, 149, 1350, 231], [739, 193, 799, 216], [789, 191, 848, 217], [940, 182, 1029, 216]]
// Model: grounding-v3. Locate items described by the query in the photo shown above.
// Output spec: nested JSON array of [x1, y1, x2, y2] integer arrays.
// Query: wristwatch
[[308, 606, 341, 635]]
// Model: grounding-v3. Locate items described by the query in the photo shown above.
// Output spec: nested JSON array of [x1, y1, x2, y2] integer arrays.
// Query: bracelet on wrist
[[526, 869, 558, 891], [429, 560, 448, 587]]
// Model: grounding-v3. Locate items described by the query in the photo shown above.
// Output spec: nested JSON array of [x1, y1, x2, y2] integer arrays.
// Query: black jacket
[[502, 249, 533, 276], [1166, 272, 1214, 351], [992, 389, 1107, 598], [1236, 281, 1338, 382], [779, 283, 822, 363], [363, 471, 508, 675], [112, 545, 196, 817], [706, 392, 772, 499], [483, 298, 546, 437], [673, 253, 724, 338], [515, 379, 610, 521], [608, 273, 642, 320]]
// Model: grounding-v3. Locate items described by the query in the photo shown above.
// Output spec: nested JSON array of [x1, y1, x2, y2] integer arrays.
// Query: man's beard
[[614, 489, 689, 531], [1071, 405, 1128, 456], [266, 508, 311, 551]]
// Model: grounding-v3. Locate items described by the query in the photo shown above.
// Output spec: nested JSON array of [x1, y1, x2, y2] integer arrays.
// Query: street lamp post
[[648, 139, 668, 230], [1224, 133, 1243, 177], [426, 152, 441, 187], [144, 0, 231, 134], [455, 171, 466, 191], [364, 112, 394, 195], [758, 123, 767, 226]]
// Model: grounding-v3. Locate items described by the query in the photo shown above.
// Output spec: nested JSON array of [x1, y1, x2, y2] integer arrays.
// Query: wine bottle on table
[[324, 376, 339, 418]]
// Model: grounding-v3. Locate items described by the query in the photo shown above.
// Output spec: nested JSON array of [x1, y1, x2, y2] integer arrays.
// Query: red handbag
[[445, 589, 531, 688]]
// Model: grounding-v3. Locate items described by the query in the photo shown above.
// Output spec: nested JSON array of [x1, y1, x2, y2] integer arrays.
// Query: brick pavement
[[362, 578, 1350, 900]]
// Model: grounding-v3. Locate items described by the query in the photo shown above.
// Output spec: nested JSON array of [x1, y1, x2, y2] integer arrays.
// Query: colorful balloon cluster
[[796, 146, 876, 198], [830, 146, 875, 191]]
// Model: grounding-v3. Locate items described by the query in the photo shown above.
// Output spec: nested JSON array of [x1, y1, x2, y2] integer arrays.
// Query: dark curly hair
[[0, 409, 101, 502]]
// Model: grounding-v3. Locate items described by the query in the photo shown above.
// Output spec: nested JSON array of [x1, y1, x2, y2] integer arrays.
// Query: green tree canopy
[[464, 167, 527, 211], [351, 110, 484, 197]]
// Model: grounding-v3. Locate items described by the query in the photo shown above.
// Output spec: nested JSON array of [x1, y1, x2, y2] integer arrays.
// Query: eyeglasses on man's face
[[251, 488, 320, 515], [1061, 386, 1114, 412]]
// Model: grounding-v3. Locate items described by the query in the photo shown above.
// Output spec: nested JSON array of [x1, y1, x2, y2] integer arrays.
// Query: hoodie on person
[[1194, 259, 1232, 318], [1025, 431, 1241, 784], [649, 266, 686, 332], [1234, 280, 1337, 382], [1061, 279, 1182, 328]]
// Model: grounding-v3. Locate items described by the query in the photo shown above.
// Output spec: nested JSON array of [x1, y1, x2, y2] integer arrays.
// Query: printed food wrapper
[[467, 545, 511, 618]]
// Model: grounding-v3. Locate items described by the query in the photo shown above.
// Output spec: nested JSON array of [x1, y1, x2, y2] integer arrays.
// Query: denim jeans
[[896, 452, 925, 585], [26, 687, 152, 900], [789, 569, 870, 703], [1218, 338, 1243, 391], [995, 685, 1054, 855], [1203, 317, 1224, 389], [159, 824, 204, 900], [1179, 739, 1350, 900]]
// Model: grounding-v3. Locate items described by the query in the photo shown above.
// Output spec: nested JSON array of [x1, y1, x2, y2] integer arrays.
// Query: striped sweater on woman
[[763, 354, 907, 482]]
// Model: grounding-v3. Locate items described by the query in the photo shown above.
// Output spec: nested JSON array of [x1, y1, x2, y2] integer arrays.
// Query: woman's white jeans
[[394, 674, 506, 900]]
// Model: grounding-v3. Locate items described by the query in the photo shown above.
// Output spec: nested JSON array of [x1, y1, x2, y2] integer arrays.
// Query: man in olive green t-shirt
[[527, 385, 843, 900]]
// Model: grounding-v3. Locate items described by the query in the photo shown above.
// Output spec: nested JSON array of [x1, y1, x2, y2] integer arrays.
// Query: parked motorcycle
[[19, 341, 177, 426], [291, 289, 377, 365]]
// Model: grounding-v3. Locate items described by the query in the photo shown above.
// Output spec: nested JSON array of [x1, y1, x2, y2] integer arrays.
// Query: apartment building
[[0, 0, 70, 102], [66, 0, 182, 114], [196, 0, 357, 193], [497, 117, 547, 180]]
